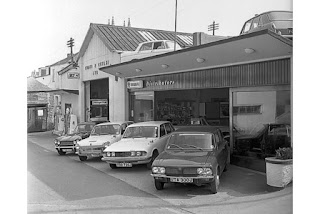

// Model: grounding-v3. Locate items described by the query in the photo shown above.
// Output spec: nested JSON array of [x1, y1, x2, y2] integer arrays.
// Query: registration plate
[[63, 149, 73, 152], [91, 153, 101, 157], [116, 163, 132, 167], [170, 177, 193, 183]]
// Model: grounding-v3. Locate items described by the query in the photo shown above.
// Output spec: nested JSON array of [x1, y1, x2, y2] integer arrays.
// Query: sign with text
[[67, 72, 80, 79], [127, 80, 143, 89], [91, 100, 108, 105]]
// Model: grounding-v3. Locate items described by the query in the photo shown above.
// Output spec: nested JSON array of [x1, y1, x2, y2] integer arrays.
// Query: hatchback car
[[121, 40, 182, 63], [101, 121, 175, 169], [240, 11, 293, 40], [151, 126, 228, 194], [75, 121, 133, 161], [54, 122, 95, 155]]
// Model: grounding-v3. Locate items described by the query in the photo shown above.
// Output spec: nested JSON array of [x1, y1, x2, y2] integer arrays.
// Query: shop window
[[233, 105, 262, 115]]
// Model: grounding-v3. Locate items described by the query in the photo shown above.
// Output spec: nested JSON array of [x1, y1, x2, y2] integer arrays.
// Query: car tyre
[[79, 156, 87, 161], [155, 180, 164, 190], [209, 167, 220, 194], [147, 150, 159, 169], [109, 164, 117, 169], [58, 150, 66, 155]]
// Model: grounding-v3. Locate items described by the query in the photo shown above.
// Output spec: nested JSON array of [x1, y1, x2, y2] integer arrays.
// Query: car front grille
[[80, 146, 104, 153], [115, 152, 132, 157], [165, 167, 197, 176], [60, 141, 74, 146]]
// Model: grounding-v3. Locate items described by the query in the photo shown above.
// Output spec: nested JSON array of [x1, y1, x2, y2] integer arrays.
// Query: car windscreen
[[167, 133, 212, 150], [123, 126, 158, 138], [268, 12, 293, 21], [91, 124, 120, 135]]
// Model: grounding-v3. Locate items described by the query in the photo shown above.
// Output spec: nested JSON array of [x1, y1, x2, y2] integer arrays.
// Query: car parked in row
[[151, 126, 229, 194], [75, 121, 133, 161], [54, 122, 95, 155], [240, 11, 293, 40], [101, 121, 175, 169]]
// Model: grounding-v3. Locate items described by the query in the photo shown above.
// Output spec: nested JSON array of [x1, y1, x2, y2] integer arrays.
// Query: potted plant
[[265, 147, 293, 188]]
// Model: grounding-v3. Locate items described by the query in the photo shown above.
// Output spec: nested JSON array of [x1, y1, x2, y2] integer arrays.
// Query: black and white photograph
[[5, 0, 312, 213]]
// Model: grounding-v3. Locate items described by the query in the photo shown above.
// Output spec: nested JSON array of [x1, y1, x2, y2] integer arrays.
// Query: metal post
[[213, 21, 215, 35], [174, 0, 177, 51]]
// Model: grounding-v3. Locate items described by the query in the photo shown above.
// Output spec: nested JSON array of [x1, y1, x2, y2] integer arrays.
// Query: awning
[[100, 29, 292, 79]]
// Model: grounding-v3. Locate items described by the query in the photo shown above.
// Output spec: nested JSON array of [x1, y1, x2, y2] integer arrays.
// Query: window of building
[[233, 105, 262, 115]]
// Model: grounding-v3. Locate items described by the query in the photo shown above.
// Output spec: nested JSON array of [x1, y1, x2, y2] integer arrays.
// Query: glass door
[[130, 91, 154, 122]]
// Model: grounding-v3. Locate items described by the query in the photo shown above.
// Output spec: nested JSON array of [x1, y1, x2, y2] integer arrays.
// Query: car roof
[[95, 121, 133, 126], [78, 122, 96, 125], [139, 40, 172, 45], [128, 121, 170, 127], [174, 126, 220, 133]]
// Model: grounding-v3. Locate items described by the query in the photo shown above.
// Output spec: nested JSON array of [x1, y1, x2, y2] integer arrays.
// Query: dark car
[[54, 122, 95, 155], [151, 126, 228, 194], [240, 11, 293, 40]]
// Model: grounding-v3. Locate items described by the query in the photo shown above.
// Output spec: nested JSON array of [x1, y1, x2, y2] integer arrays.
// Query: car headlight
[[106, 152, 111, 157], [152, 167, 165, 174], [130, 151, 147, 156], [74, 139, 79, 145], [54, 140, 60, 145], [197, 168, 212, 175]]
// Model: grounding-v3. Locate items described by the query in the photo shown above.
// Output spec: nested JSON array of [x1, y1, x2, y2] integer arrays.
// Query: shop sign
[[146, 80, 175, 87], [91, 100, 108, 105], [127, 80, 143, 89], [67, 72, 80, 79]]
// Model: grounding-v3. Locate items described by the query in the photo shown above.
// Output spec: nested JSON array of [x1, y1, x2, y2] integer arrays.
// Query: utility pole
[[67, 37, 75, 64], [174, 0, 177, 51], [208, 21, 219, 35]]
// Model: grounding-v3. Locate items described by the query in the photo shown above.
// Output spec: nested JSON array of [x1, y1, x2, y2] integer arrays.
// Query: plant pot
[[265, 157, 293, 187]]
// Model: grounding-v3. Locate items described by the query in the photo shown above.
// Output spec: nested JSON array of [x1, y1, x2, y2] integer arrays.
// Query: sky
[[22, 0, 292, 76]]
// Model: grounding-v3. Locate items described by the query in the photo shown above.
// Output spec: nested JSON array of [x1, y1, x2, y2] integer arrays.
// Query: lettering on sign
[[146, 80, 175, 87], [85, 60, 110, 70], [127, 80, 143, 89], [92, 70, 98, 75], [91, 100, 108, 105], [67, 72, 80, 79]]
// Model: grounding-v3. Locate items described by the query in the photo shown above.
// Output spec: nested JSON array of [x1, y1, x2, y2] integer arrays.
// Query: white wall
[[233, 91, 276, 134], [79, 33, 126, 122]]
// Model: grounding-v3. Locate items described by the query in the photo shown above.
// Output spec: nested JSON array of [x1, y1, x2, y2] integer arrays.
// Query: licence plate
[[63, 149, 73, 152], [170, 177, 193, 183], [116, 163, 132, 167], [91, 153, 100, 157]]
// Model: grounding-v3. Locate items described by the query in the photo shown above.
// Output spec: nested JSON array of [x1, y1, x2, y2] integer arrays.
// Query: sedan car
[[240, 11, 293, 40], [121, 40, 182, 63], [151, 126, 228, 194], [75, 121, 133, 161], [54, 122, 95, 155], [101, 121, 175, 169]]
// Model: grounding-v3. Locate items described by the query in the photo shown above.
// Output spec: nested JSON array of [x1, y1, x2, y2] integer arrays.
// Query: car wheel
[[109, 164, 117, 169], [147, 150, 159, 169], [209, 167, 220, 194], [58, 150, 66, 155], [79, 156, 87, 161], [154, 179, 164, 190]]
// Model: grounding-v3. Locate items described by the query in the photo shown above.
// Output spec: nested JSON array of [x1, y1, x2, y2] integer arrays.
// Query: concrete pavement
[[27, 131, 292, 213]]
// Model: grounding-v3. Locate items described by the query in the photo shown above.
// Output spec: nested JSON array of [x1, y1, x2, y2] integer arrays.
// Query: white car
[[101, 121, 175, 169], [75, 121, 133, 161], [121, 40, 182, 63]]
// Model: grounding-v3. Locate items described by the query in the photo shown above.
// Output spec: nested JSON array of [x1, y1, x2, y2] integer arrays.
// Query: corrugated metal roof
[[91, 23, 193, 52]]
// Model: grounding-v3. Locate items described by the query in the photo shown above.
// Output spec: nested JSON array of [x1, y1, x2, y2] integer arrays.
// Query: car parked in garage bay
[[101, 121, 175, 169], [54, 122, 95, 155], [75, 121, 133, 161], [151, 126, 228, 194]]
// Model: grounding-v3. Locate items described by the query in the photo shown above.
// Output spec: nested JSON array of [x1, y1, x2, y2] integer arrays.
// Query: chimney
[[123, 20, 126, 26], [108, 19, 110, 25], [128, 18, 131, 27], [112, 16, 114, 25]]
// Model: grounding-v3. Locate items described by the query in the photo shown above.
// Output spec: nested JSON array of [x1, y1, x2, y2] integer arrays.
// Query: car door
[[156, 123, 171, 153]]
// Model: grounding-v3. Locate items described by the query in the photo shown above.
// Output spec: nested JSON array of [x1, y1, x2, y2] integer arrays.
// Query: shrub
[[275, 147, 293, 160]]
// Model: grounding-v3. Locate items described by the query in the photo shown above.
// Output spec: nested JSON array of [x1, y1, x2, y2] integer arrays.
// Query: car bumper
[[76, 148, 104, 157], [151, 174, 215, 184], [55, 146, 76, 152], [101, 156, 152, 165]]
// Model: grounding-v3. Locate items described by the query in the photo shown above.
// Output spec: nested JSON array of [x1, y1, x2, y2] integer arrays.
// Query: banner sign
[[127, 80, 143, 89], [67, 72, 80, 79]]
